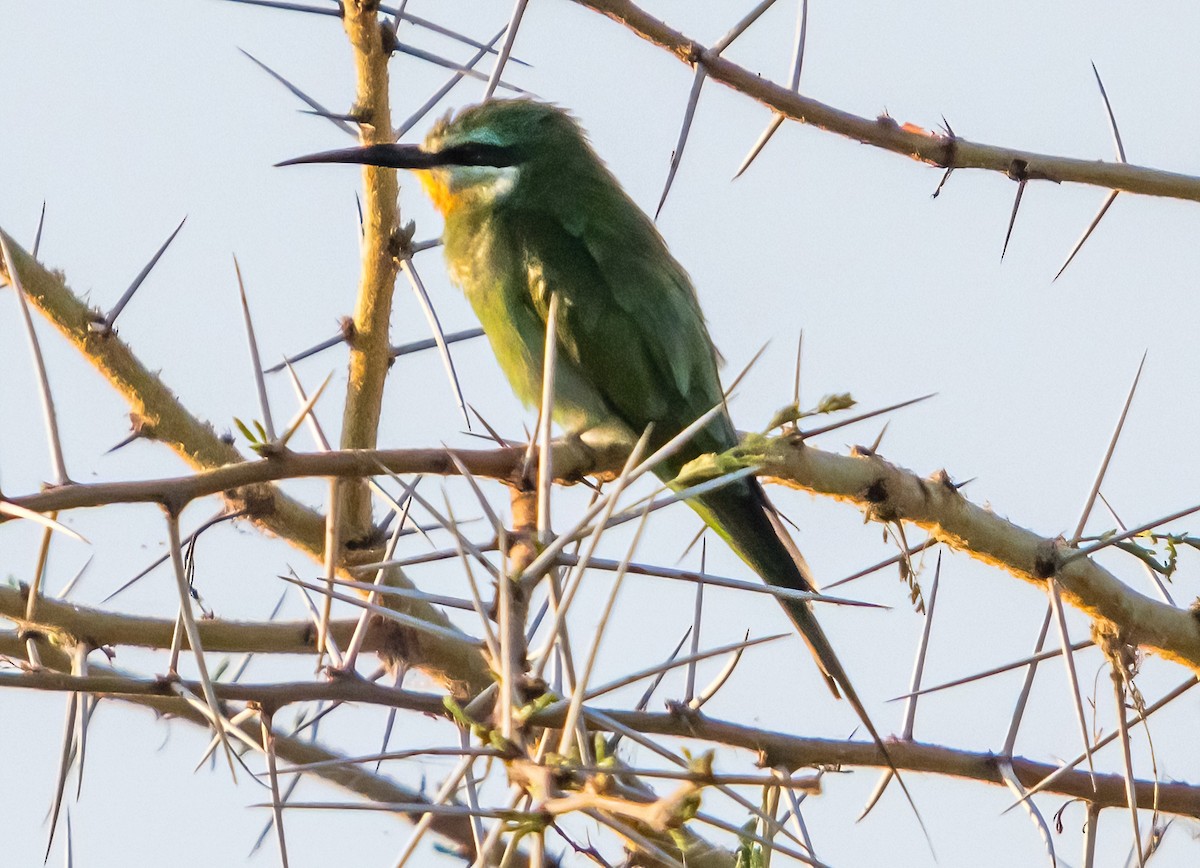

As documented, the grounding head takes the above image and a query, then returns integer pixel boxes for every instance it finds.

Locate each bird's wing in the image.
[512,207,736,469]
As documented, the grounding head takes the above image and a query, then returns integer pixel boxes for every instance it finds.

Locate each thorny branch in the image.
[7,430,1200,679]
[7,4,1200,865]
[338,2,404,541]
[4,660,1199,819]
[0,232,493,696]
[0,634,504,864]
[573,0,1200,203]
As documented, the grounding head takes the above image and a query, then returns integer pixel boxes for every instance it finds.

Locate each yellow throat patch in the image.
[416,169,455,215]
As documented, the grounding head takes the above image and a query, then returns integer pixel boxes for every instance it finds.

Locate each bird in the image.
[280,100,918,814]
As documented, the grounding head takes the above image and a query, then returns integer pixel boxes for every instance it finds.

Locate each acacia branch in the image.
[741,436,1200,671]
[0,234,492,695]
[560,708,1200,818]
[0,233,330,554]
[0,633,708,868]
[338,2,404,539]
[0,584,391,655]
[0,634,495,863]
[574,0,1200,203]
[1,442,623,517]
[5,663,1196,819]
[8,430,1200,675]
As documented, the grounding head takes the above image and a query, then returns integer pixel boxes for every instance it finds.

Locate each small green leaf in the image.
[442,696,488,738]
[515,691,557,722]
[593,733,610,764]
[734,818,763,868]
[233,417,257,443]
[815,392,856,414]
[763,402,802,433]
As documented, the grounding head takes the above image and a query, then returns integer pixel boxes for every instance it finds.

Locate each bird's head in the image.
[278,100,589,215]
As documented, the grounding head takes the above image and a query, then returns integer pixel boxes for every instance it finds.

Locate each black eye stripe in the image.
[437,142,522,168]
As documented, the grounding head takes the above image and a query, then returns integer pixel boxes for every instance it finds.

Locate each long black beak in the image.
[277,142,521,171]
[275,144,440,170]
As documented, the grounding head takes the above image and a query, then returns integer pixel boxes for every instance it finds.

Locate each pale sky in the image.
[4,2,1200,865]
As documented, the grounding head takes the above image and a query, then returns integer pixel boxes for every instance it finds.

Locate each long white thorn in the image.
[277,573,478,645]
[1112,670,1144,867]
[32,201,47,258]
[101,216,187,330]
[584,632,787,702]
[732,0,806,179]
[684,540,705,704]
[689,629,752,709]
[392,755,475,866]
[712,0,782,53]
[316,478,341,666]
[656,66,706,220]
[72,644,91,798]
[861,554,942,817]
[276,370,333,449]
[557,501,653,754]
[45,688,78,861]
[1048,579,1097,787]
[1070,351,1146,544]
[294,579,343,668]
[482,0,528,101]
[995,758,1057,867]
[443,492,500,661]
[260,711,291,868]
[400,257,470,427]
[343,483,418,670]
[396,27,507,136]
[0,502,86,543]
[165,511,238,780]
[233,255,276,441]
[1,233,69,485]
[537,293,559,544]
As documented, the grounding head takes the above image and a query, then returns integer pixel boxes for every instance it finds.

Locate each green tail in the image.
[681,475,928,835]
[683,474,848,699]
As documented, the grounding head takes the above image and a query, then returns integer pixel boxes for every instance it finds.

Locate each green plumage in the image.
[429,101,853,699]
[283,97,921,826]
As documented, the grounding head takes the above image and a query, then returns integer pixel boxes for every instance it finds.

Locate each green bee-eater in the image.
[282,101,908,790]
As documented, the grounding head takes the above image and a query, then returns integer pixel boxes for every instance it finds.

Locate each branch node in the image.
[929,468,960,495]
[379,20,398,55]
[86,313,113,338]
[16,625,48,645]
[1093,618,1139,679]
[863,477,889,505]
[1032,547,1059,580]
[226,485,278,523]
[1189,599,1200,627]
[664,699,703,736]
[129,411,154,440]
[391,221,417,260]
